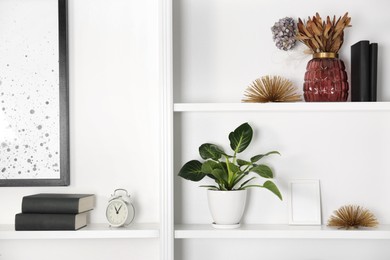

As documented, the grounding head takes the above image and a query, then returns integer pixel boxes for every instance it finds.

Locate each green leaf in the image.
[250,151,281,163]
[229,122,253,154]
[227,162,240,175]
[199,143,224,160]
[219,162,228,172]
[263,180,283,200]
[251,164,274,178]
[241,181,283,200]
[206,174,216,180]
[238,176,257,190]
[237,159,251,166]
[226,160,241,189]
[211,168,228,184]
[201,160,220,174]
[230,170,246,189]
[178,160,205,181]
[201,160,228,185]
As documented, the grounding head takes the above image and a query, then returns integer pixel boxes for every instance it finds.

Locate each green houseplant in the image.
[178,122,282,228]
[178,122,282,198]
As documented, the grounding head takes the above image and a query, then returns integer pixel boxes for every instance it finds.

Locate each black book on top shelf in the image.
[15,212,88,231]
[351,40,370,101]
[370,43,378,101]
[22,193,95,214]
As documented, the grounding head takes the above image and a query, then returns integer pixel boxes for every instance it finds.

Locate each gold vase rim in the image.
[313,52,338,59]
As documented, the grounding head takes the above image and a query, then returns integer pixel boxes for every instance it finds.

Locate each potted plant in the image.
[178,122,282,229]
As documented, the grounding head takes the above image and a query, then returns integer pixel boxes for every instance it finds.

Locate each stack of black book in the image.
[15,193,95,231]
[351,40,378,101]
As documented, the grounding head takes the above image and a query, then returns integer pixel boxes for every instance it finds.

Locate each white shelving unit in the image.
[161,0,390,260]
[174,102,390,112]
[3,0,389,259]
[0,223,159,240]
[175,224,390,239]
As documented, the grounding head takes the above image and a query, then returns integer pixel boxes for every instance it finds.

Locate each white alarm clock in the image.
[106,189,135,227]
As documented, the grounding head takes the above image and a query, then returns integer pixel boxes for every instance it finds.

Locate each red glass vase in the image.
[303,52,349,102]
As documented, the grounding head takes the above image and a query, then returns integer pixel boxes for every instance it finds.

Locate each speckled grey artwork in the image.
[0,0,60,179]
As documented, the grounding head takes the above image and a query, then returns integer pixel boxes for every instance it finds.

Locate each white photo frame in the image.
[288,179,321,225]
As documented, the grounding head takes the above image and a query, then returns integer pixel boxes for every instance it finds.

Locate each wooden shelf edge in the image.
[0,223,160,240]
[174,224,390,239]
[174,102,390,112]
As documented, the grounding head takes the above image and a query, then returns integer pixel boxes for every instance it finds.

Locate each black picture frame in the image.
[0,0,69,186]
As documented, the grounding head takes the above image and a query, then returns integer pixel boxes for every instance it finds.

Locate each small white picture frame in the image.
[288,179,321,225]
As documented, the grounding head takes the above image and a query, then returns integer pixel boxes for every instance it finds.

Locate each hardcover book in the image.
[15,212,88,231]
[370,43,378,101]
[22,193,95,214]
[351,40,371,101]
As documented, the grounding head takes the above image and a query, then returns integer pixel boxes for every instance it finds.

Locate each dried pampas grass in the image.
[327,205,378,229]
[242,75,301,103]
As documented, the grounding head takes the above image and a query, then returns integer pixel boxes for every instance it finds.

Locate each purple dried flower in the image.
[271,17,297,51]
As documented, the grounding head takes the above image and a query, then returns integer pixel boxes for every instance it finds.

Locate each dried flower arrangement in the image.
[271,17,297,51]
[242,75,301,103]
[327,205,379,229]
[296,12,351,54]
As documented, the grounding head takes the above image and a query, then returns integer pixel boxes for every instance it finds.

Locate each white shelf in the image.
[0,223,159,240]
[174,102,390,112]
[175,224,390,239]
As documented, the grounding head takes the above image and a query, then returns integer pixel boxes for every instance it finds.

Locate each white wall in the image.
[0,0,160,259]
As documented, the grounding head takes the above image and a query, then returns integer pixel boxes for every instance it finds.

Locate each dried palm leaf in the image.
[314,12,323,27]
[315,12,322,21]
[242,75,301,103]
[298,18,313,38]
[296,12,351,54]
[323,17,332,39]
[327,205,379,230]
[310,20,322,36]
[315,35,324,49]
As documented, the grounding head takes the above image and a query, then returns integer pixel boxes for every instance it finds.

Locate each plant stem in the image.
[225,156,233,188]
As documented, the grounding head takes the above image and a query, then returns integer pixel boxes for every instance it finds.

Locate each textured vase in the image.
[303,52,349,102]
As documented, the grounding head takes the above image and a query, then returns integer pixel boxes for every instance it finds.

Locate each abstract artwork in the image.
[0,0,69,186]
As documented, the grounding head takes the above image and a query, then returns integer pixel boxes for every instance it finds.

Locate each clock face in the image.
[106,199,129,227]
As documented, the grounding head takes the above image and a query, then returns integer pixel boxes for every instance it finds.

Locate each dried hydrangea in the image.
[271,17,297,51]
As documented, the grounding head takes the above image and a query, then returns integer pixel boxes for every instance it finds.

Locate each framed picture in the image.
[0,0,69,186]
[288,179,321,225]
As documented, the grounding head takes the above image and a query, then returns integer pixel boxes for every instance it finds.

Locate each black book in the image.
[351,40,371,101]
[370,43,378,101]
[22,193,95,214]
[15,212,88,231]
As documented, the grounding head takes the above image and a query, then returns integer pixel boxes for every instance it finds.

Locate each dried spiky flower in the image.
[327,205,379,229]
[242,75,301,103]
[296,12,351,53]
[271,17,297,51]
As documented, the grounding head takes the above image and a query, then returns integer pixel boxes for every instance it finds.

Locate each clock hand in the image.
[114,206,119,214]
[117,205,123,212]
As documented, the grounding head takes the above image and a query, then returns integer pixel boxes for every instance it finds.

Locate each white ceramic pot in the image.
[207,189,247,229]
